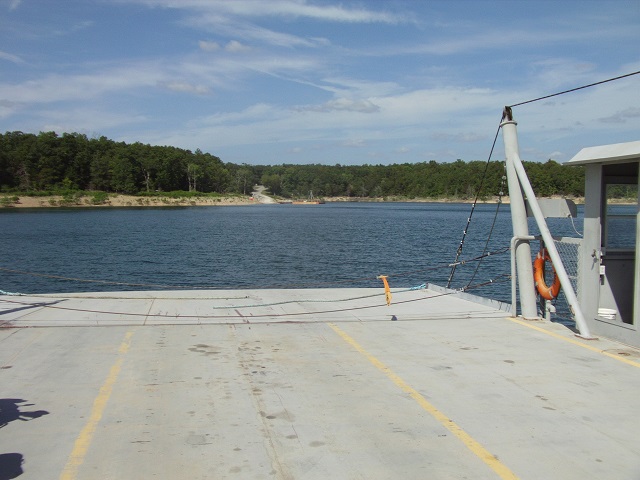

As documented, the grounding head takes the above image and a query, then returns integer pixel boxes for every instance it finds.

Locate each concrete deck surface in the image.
[1,287,639,479]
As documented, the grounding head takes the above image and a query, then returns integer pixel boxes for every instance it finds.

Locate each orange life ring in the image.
[533,248,561,300]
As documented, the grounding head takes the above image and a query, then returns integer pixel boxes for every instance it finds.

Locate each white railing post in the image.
[510,235,536,317]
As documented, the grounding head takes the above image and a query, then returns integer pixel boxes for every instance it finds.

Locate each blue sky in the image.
[1,0,639,165]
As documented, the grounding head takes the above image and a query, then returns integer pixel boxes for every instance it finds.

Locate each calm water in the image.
[0,202,586,306]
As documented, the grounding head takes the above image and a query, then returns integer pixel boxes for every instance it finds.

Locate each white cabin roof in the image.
[567,140,640,165]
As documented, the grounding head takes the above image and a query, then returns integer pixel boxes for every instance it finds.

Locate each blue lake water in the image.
[0,202,587,308]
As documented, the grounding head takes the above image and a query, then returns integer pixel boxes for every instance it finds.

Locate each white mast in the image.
[500,108,538,319]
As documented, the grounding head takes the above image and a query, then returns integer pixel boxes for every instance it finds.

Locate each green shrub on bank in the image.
[90,191,110,205]
[136,190,243,199]
[59,191,84,206]
[0,189,248,205]
[0,195,19,207]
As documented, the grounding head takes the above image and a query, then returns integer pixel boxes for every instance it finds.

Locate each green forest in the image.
[0,131,585,199]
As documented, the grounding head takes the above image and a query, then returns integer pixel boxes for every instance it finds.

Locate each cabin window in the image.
[604,183,638,250]
[601,163,638,326]
[603,162,638,252]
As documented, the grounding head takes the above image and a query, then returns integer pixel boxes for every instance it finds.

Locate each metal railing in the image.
[511,235,583,323]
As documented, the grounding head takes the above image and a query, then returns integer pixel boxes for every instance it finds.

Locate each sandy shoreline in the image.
[0,194,256,208]
[0,193,593,208]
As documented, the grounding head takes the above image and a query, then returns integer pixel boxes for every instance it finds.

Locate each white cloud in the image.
[429,132,486,143]
[37,107,148,134]
[192,14,328,48]
[0,50,24,64]
[0,49,325,122]
[159,81,210,95]
[200,103,278,126]
[300,98,380,113]
[199,40,220,51]
[131,0,398,48]
[7,0,21,11]
[200,39,252,53]
[598,107,640,124]
[53,20,94,36]
[0,64,162,104]
[360,21,638,59]
[342,138,366,148]
[313,77,401,99]
[527,58,596,90]
[225,40,250,53]
[0,54,272,107]
[137,85,507,154]
[222,0,406,23]
[0,99,22,118]
[132,0,406,24]
[372,87,499,123]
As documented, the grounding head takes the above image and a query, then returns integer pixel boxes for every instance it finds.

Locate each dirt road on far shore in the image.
[252,185,277,204]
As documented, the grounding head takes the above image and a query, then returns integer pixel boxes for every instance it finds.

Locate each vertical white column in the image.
[580,164,603,323]
[501,116,538,319]
[634,174,640,327]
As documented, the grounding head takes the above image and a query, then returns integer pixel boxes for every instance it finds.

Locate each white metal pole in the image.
[501,117,538,319]
[501,110,594,339]
[510,235,535,317]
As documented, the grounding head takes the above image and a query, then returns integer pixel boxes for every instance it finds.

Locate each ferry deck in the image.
[1,286,639,480]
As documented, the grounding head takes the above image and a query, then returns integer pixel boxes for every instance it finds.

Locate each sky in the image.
[1,0,639,166]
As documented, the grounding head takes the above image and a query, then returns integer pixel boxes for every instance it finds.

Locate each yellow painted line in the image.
[60,330,135,480]
[328,323,519,480]
[506,317,640,368]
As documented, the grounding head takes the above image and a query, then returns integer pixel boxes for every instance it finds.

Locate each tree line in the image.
[0,131,585,199]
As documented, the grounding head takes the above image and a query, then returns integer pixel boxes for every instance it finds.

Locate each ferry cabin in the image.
[568,141,640,346]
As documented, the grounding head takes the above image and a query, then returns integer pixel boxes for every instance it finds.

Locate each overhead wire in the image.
[446,118,504,288]
[464,167,507,289]
[508,70,640,108]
